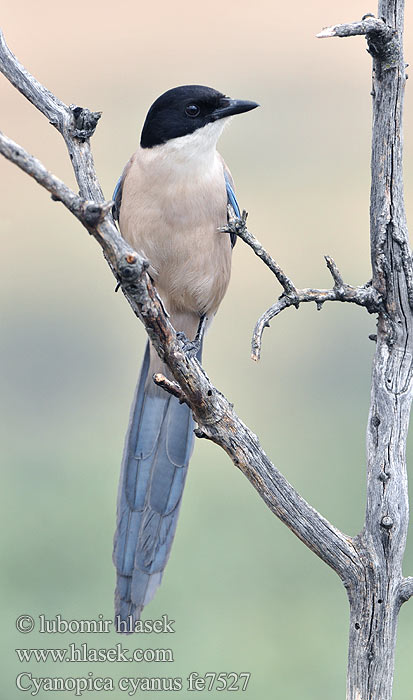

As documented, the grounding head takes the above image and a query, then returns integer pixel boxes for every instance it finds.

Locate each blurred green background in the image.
[1,0,413,697]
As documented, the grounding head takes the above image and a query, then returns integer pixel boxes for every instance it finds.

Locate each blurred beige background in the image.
[1,0,413,697]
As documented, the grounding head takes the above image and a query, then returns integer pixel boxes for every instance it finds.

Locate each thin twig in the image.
[324,255,344,286]
[251,279,382,361]
[221,207,297,296]
[224,212,383,360]
[153,373,187,402]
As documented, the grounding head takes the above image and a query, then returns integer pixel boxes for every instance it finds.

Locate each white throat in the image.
[139,118,231,175]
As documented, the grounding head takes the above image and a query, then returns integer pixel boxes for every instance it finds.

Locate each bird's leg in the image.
[177,314,206,359]
[195,313,207,344]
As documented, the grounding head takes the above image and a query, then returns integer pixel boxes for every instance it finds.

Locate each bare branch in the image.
[221,208,297,296]
[0,29,103,202]
[223,208,383,361]
[0,131,109,228]
[0,30,67,123]
[324,254,344,286]
[152,373,187,402]
[317,16,389,39]
[251,277,382,361]
[317,13,400,70]
[251,297,291,362]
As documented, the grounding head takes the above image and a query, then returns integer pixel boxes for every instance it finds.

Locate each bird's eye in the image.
[185,104,200,117]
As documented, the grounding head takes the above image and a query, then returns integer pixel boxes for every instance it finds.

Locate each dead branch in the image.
[224,209,383,360]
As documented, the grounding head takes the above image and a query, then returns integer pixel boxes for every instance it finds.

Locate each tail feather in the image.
[113,340,196,629]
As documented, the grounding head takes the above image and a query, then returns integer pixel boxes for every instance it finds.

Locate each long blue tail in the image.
[113,341,195,628]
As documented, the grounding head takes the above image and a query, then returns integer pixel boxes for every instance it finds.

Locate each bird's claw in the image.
[176,332,201,358]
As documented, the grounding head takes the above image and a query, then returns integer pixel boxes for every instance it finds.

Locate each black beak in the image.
[210,98,260,121]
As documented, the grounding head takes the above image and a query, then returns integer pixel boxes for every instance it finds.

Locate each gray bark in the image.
[1,0,412,695]
[349,1,412,697]
[320,2,412,697]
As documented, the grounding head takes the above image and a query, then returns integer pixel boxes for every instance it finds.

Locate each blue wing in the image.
[112,175,123,222]
[224,170,240,248]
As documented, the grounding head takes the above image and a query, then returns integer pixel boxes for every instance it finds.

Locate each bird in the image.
[112,84,258,630]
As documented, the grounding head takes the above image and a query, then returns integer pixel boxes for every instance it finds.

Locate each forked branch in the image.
[224,209,383,360]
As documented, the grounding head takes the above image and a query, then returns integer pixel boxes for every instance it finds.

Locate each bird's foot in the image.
[219,207,248,236]
[176,332,201,359]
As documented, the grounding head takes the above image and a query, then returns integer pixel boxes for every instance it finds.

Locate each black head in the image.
[140,85,259,149]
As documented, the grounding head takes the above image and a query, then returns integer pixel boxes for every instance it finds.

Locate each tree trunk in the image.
[344,1,412,697]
